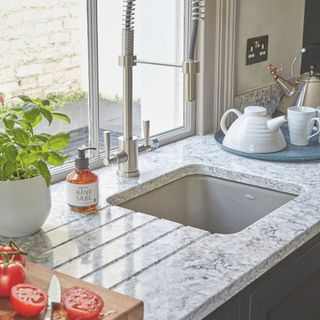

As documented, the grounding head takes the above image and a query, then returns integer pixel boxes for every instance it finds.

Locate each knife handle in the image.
[43,302,53,320]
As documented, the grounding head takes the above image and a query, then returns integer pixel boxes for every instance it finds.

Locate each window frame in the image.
[196,0,237,134]
[52,0,196,183]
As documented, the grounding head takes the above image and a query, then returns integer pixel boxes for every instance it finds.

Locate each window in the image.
[97,0,191,151]
[0,0,194,182]
[0,0,89,162]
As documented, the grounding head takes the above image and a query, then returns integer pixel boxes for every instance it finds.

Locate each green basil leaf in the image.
[13,127,29,147]
[32,98,50,107]
[51,112,71,124]
[30,145,42,153]
[16,120,33,133]
[35,160,51,186]
[16,95,33,103]
[34,133,50,143]
[30,113,43,128]
[3,114,17,130]
[17,150,41,164]
[39,107,53,125]
[43,151,66,166]
[3,162,16,177]
[11,105,23,112]
[3,144,18,162]
[0,132,10,144]
[23,103,40,123]
[45,132,69,151]
[24,165,39,178]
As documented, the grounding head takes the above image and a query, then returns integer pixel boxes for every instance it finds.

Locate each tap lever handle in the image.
[143,120,150,147]
[104,131,111,160]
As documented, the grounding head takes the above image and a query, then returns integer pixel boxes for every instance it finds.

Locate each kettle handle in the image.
[220,108,242,134]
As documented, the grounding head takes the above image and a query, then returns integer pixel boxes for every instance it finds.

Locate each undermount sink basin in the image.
[109,173,296,234]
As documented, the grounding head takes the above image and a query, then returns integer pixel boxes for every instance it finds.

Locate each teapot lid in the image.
[244,106,267,116]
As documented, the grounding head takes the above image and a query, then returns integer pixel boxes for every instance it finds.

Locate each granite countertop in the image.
[2,134,320,320]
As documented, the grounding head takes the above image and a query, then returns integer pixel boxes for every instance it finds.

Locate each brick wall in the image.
[0,0,85,100]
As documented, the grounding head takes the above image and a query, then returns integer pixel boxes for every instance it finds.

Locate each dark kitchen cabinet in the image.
[203,232,320,320]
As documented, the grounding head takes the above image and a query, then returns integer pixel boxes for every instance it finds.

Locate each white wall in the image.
[0,0,87,99]
[235,0,305,95]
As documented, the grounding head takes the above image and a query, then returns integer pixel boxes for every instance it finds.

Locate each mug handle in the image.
[220,108,242,134]
[308,117,320,140]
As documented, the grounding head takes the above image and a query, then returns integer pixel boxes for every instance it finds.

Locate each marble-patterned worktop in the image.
[2,134,320,320]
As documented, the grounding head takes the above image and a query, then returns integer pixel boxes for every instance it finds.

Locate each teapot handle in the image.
[220,108,242,134]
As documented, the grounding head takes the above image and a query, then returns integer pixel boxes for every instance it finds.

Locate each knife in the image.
[43,275,61,320]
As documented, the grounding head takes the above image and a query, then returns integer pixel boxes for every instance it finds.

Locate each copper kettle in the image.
[268,44,320,107]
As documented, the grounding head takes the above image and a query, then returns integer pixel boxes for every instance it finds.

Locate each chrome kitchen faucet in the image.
[104,0,205,177]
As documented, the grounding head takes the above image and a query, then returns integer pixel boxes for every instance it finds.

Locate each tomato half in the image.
[11,284,48,317]
[0,242,27,267]
[0,261,25,297]
[62,286,104,319]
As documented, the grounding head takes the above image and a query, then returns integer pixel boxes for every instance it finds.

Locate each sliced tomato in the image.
[0,242,27,267]
[10,284,48,317]
[0,261,25,297]
[62,286,104,319]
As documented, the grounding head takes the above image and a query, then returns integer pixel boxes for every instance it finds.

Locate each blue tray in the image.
[214,124,320,162]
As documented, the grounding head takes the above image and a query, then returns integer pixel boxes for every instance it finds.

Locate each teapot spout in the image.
[267,116,287,132]
[267,64,296,96]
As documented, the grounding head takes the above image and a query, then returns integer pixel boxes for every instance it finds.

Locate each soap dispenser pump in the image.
[66,146,99,213]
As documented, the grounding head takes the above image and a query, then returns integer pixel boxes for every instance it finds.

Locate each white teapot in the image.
[220,106,287,153]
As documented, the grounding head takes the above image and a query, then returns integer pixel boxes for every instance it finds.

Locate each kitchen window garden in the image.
[0,0,194,182]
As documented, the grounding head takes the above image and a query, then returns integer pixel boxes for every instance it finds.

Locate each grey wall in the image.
[235,0,305,95]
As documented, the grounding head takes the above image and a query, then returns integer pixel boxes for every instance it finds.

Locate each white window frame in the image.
[196,0,237,134]
[52,0,197,183]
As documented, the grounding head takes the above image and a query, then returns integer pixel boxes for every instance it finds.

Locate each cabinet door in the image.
[203,297,240,320]
[248,240,320,320]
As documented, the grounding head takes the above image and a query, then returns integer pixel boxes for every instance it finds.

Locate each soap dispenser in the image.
[66,146,99,213]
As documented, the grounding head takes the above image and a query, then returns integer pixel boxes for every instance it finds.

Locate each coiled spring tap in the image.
[104,0,204,177]
[189,0,205,60]
[104,0,159,178]
[183,0,206,102]
[122,0,135,56]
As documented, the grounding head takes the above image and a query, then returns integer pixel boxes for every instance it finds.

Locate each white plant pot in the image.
[0,175,51,237]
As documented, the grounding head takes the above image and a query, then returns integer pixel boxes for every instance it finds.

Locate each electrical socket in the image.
[246,35,269,65]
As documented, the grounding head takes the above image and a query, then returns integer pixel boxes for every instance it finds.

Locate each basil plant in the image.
[0,95,70,186]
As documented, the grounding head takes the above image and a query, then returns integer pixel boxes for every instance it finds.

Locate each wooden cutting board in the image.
[0,262,143,320]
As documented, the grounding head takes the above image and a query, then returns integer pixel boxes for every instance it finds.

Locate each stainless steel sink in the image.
[110,174,296,234]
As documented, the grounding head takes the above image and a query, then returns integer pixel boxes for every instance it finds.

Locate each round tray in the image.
[214,124,320,162]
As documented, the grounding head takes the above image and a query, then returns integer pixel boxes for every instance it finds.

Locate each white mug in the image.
[315,107,320,143]
[287,106,320,146]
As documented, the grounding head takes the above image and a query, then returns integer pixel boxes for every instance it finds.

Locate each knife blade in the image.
[43,275,61,320]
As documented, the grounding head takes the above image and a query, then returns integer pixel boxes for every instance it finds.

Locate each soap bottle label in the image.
[67,182,99,207]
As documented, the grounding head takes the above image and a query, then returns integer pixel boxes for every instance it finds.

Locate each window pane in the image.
[134,64,183,136]
[98,0,184,146]
[135,0,184,64]
[0,0,89,160]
